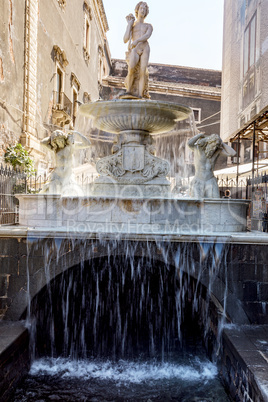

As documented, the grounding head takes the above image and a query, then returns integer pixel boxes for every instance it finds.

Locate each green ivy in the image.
[4,143,35,176]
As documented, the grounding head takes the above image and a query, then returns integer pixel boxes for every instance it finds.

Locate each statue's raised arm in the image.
[67,131,91,150]
[123,14,135,44]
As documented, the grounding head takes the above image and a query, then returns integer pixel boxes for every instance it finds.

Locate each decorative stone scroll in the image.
[83,1,92,20]
[57,0,66,10]
[71,73,81,91]
[53,45,68,69]
[83,92,91,103]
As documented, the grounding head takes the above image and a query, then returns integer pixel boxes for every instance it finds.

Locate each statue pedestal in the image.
[92,130,171,197]
[90,177,171,198]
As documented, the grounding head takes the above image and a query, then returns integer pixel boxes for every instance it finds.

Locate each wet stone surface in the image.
[0,321,30,401]
[221,325,268,401]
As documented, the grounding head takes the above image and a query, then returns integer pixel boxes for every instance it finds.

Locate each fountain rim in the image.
[79,99,192,116]
[78,99,192,135]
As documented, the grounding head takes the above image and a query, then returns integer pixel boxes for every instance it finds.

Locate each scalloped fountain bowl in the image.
[79,99,192,135]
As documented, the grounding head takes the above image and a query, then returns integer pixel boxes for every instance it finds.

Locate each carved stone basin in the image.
[79,99,192,135]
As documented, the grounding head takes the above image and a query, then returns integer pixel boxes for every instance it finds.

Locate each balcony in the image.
[52,91,72,127]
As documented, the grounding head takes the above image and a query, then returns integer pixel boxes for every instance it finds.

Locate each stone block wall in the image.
[220,326,268,402]
[227,244,268,325]
[0,323,30,401]
[1,235,268,324]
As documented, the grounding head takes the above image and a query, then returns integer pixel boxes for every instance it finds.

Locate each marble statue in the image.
[41,130,91,195]
[123,2,153,99]
[188,133,236,198]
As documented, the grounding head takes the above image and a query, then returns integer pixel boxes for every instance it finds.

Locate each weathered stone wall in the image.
[0,0,111,169]
[0,0,25,158]
[1,235,268,325]
[0,322,30,401]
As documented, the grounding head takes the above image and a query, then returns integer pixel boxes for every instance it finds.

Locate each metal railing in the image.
[0,165,26,225]
[216,176,249,199]
[0,165,49,225]
[53,91,72,116]
[216,172,268,201]
[0,166,98,225]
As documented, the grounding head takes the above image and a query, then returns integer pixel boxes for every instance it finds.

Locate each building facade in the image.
[0,0,111,170]
[221,0,268,162]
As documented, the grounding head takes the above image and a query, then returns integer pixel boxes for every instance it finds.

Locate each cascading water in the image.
[155,112,197,191]
[14,236,232,401]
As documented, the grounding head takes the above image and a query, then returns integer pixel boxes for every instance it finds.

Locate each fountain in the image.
[15,7,249,234]
[16,45,249,234]
[6,3,258,401]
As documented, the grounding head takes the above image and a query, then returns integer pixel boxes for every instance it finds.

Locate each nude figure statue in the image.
[41,130,91,195]
[123,2,153,99]
[187,133,236,198]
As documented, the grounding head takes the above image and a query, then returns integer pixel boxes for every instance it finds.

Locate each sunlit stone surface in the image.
[16,194,249,233]
[79,100,191,134]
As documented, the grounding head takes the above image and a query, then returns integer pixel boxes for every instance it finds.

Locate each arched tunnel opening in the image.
[26,255,216,360]
[16,252,231,401]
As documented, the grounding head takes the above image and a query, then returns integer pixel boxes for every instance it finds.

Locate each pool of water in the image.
[14,355,230,401]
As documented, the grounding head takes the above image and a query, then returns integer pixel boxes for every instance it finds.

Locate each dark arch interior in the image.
[28,255,209,360]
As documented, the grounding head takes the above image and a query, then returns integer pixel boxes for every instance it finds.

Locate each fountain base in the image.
[16,194,249,234]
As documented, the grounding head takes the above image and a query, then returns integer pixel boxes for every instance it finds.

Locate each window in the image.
[192,108,201,124]
[231,142,240,164]
[86,20,90,51]
[72,89,78,126]
[53,45,68,106]
[56,68,63,104]
[244,13,256,74]
[83,2,92,62]
[98,46,104,83]
[71,73,81,127]
[52,46,72,127]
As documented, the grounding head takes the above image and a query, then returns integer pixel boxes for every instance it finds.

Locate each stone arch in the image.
[6,236,249,326]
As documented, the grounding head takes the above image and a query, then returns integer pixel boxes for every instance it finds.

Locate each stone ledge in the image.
[1,226,268,244]
[221,325,268,402]
[0,321,30,401]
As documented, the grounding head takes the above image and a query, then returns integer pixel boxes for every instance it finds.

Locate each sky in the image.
[102,0,224,70]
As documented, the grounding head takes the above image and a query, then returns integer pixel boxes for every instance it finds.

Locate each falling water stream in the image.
[13,238,231,401]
